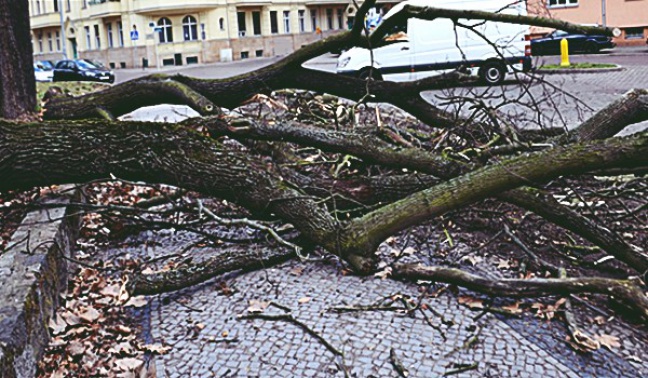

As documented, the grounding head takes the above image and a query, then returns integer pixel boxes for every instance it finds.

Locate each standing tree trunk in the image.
[0,0,36,119]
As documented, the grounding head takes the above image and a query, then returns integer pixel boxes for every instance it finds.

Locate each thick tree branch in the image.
[339,133,647,260]
[392,263,648,322]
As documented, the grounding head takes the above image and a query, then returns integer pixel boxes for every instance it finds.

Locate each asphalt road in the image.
[114,45,648,83]
[114,46,648,134]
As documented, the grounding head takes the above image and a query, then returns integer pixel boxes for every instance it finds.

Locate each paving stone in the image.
[115,229,648,378]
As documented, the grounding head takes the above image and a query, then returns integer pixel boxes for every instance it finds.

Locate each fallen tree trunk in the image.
[198,109,648,273]
[1,120,646,272]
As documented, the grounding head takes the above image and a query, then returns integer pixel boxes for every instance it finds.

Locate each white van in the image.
[336,0,531,85]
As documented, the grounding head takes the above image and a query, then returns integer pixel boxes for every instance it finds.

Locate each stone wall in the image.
[0,190,79,378]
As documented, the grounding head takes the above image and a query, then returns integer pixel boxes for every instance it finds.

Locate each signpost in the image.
[152,25,162,71]
[129,29,139,41]
[130,26,139,68]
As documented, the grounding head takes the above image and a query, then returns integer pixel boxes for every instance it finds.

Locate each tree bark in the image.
[1,120,645,272]
[199,116,648,273]
[0,0,36,119]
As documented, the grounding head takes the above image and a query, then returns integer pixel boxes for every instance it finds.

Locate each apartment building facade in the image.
[30,0,647,69]
[527,0,647,45]
[29,0,365,68]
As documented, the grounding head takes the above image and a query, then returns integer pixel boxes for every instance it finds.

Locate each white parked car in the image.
[34,62,54,82]
[337,0,532,85]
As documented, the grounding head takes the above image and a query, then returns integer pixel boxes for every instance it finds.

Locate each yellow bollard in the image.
[560,38,570,67]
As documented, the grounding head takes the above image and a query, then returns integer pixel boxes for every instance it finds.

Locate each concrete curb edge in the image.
[0,187,80,378]
[534,64,625,75]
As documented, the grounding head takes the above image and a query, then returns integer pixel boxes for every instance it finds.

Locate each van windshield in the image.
[375,21,408,44]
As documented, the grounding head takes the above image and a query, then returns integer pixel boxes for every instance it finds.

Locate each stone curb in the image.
[534,64,625,75]
[0,188,80,378]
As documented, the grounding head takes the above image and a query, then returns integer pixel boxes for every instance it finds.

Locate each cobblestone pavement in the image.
[422,63,648,134]
[110,60,648,377]
[106,230,647,378]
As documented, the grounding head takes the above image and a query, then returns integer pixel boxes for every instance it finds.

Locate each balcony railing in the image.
[88,0,120,5]
[132,0,216,15]
[31,12,60,29]
[85,0,122,18]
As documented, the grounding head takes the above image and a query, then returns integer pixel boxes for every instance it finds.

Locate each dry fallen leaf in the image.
[100,283,122,298]
[141,343,172,355]
[402,247,416,256]
[289,266,304,276]
[49,314,68,336]
[124,296,148,308]
[66,340,86,357]
[458,296,484,309]
[595,334,621,350]
[496,259,511,269]
[78,307,101,323]
[374,267,392,279]
[61,310,83,327]
[248,300,270,313]
[298,297,311,304]
[501,302,523,315]
[567,330,600,352]
[114,357,144,372]
[109,341,137,355]
[111,324,132,335]
[591,315,607,325]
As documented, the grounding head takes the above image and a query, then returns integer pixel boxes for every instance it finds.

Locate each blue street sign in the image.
[130,30,139,41]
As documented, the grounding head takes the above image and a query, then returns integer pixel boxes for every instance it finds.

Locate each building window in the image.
[548,0,578,7]
[36,0,41,15]
[241,51,249,59]
[256,49,263,57]
[219,18,225,31]
[625,27,644,39]
[38,32,43,52]
[252,11,261,36]
[201,23,206,40]
[326,8,333,30]
[310,9,317,32]
[270,11,278,34]
[118,21,124,46]
[85,26,91,49]
[237,12,246,37]
[298,10,305,33]
[283,11,290,33]
[157,17,173,43]
[94,24,100,49]
[107,23,114,47]
[66,0,70,12]
[82,0,87,9]
[337,8,343,29]
[53,0,58,12]
[183,15,198,41]
[47,32,53,51]
[55,30,60,51]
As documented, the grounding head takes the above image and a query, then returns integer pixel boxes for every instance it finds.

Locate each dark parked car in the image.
[53,59,115,83]
[36,60,56,71]
[531,30,615,55]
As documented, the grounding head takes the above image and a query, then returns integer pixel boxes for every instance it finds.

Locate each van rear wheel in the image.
[358,68,382,81]
[480,62,506,85]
